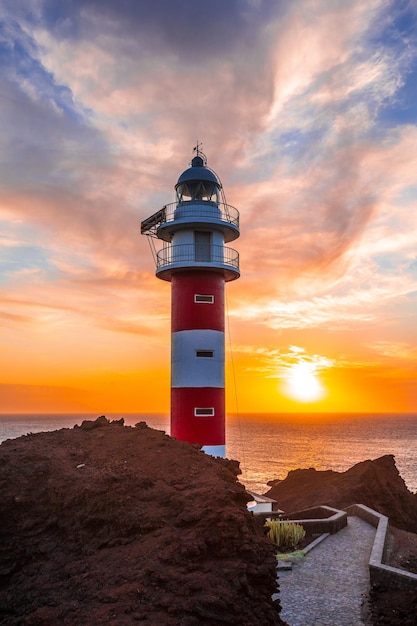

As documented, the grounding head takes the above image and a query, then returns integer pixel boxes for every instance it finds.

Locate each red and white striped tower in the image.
[141,148,240,457]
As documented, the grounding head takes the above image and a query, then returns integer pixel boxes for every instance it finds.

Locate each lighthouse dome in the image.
[175,155,221,203]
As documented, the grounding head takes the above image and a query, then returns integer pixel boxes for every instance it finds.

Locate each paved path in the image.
[277,516,376,626]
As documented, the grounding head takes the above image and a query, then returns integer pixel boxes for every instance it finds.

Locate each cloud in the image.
[1,0,417,411]
[225,2,417,298]
[0,19,106,177]
[367,341,417,361]
[0,310,32,324]
[232,343,334,378]
[232,268,417,331]
[34,0,282,60]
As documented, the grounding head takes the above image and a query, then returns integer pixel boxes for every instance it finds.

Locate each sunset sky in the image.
[1,0,417,415]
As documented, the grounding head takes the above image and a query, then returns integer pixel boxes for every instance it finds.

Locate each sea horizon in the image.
[2,410,416,415]
[1,412,416,495]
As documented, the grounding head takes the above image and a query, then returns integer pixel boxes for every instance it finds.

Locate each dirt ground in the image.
[386,526,417,574]
[0,417,285,625]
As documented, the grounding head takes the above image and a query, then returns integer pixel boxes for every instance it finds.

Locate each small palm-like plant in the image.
[265,520,306,550]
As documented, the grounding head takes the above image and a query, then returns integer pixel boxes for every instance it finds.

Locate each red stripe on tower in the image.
[141,147,240,457]
[172,272,224,333]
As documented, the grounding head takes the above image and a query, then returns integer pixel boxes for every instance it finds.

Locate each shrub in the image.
[265,520,306,549]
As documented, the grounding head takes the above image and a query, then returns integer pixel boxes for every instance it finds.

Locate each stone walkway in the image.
[276,516,376,626]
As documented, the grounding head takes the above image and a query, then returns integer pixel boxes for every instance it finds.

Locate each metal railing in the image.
[156,243,239,271]
[162,201,239,228]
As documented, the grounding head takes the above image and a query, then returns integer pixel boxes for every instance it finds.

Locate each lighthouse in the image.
[141,147,240,457]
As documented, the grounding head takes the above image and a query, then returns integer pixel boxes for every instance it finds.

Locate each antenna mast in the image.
[193,140,207,165]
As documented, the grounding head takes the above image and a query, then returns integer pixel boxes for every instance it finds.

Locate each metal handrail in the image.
[162,201,239,228]
[156,244,239,270]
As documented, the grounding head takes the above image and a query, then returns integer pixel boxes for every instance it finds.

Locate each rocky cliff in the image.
[0,418,285,625]
[265,454,417,533]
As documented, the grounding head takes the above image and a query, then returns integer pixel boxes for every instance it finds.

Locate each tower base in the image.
[201,444,226,458]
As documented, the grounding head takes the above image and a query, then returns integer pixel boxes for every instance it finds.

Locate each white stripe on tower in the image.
[172,330,224,388]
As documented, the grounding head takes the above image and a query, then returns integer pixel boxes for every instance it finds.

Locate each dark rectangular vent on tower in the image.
[194,294,214,303]
[196,350,214,358]
[194,407,215,416]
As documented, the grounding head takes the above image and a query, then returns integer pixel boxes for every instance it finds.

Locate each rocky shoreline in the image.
[265,453,417,533]
[1,417,417,625]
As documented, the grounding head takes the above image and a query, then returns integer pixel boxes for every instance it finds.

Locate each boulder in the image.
[265,455,417,533]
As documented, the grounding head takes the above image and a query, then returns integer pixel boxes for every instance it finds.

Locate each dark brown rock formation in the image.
[265,454,417,533]
[0,418,285,625]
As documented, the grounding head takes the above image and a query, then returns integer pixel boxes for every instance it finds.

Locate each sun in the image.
[283,362,326,403]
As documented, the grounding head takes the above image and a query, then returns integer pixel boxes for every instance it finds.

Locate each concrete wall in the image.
[255,505,347,535]
[346,504,417,592]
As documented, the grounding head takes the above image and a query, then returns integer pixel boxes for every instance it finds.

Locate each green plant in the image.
[265,520,306,549]
[276,549,306,563]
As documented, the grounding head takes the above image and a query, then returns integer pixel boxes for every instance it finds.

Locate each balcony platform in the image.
[142,201,240,243]
[155,243,240,282]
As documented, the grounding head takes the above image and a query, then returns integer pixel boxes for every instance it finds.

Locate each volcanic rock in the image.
[265,454,417,533]
[0,418,285,625]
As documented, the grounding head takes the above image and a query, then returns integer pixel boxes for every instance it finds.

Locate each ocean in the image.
[1,412,416,495]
